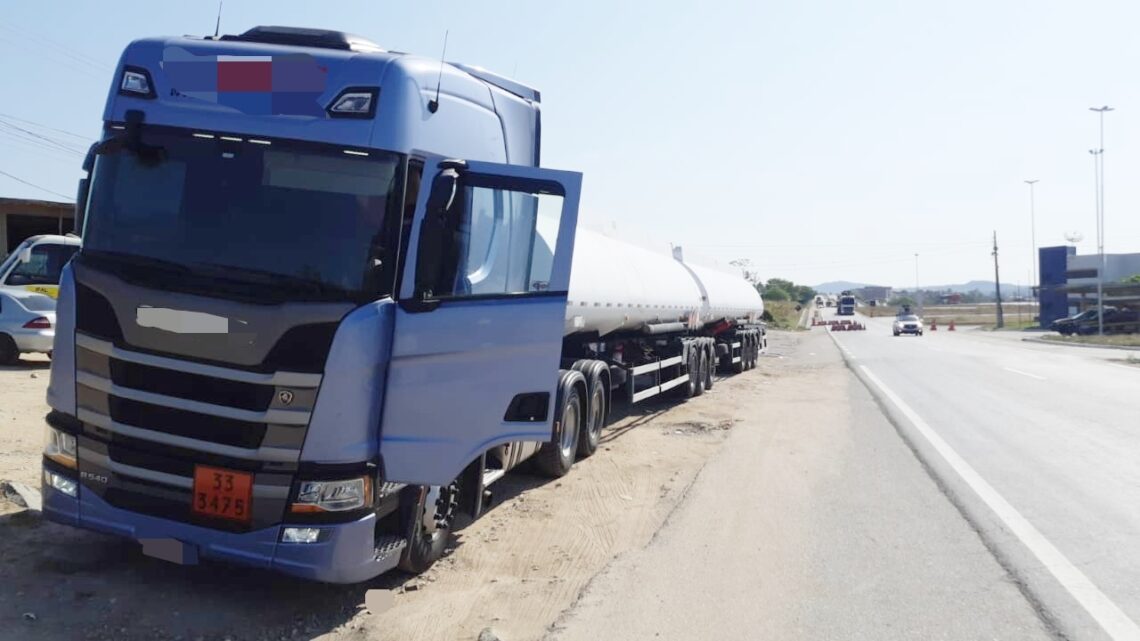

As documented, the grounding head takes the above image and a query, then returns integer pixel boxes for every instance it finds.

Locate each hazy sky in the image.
[3,1,1139,288]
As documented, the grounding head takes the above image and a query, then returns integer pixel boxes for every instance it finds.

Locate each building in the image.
[0,197,75,253]
[1038,245,1140,328]
[855,285,892,302]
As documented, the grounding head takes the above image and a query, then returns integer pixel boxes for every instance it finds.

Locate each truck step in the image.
[482,468,507,487]
[374,535,407,562]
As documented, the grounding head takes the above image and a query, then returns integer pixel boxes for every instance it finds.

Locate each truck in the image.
[0,234,82,299]
[41,25,766,583]
[837,291,856,315]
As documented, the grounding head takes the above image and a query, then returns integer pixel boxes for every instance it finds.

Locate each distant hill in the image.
[920,280,1017,294]
[812,281,873,294]
[813,280,1023,298]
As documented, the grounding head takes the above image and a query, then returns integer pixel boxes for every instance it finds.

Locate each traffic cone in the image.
[949,320,956,331]
[930,319,937,331]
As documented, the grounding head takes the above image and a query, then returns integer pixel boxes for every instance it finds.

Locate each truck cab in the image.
[42,25,583,583]
[0,234,81,298]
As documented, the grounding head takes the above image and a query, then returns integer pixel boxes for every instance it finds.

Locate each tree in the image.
[763,286,790,301]
[888,295,915,307]
[1123,274,1140,284]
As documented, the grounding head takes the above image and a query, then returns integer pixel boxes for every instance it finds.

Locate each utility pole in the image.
[993,230,1004,329]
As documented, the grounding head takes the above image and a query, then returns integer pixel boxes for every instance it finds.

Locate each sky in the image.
[3,0,1140,289]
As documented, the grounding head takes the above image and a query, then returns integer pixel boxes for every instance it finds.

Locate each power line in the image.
[0,112,92,141]
[0,169,74,201]
[0,22,111,72]
[0,119,87,154]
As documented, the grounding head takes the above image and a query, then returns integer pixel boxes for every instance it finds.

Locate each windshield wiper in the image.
[82,250,191,274]
[189,262,351,297]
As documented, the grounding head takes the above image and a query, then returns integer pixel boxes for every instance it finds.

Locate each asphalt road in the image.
[830,316,1140,641]
[549,330,1052,641]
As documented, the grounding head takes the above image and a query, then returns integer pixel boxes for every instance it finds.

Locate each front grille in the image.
[108,396,268,449]
[110,359,275,411]
[73,332,321,532]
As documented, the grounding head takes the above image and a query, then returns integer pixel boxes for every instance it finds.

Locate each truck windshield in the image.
[83,127,404,301]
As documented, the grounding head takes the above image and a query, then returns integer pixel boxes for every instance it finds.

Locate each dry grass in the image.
[765,301,804,330]
[1041,334,1140,347]
[861,303,1039,327]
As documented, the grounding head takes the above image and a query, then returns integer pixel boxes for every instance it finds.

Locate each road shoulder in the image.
[546,330,1053,641]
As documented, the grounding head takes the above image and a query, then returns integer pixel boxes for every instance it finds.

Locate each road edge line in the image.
[827,329,1140,641]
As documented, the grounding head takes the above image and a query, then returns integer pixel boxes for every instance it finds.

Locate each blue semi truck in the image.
[42,26,765,583]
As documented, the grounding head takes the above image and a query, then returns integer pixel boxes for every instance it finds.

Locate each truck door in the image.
[380,157,582,486]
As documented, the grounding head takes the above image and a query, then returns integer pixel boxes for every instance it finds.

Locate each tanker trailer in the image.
[485,229,762,478]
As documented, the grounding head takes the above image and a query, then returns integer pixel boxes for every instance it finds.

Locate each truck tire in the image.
[694,350,707,396]
[677,347,699,399]
[577,368,606,458]
[535,384,582,477]
[0,335,18,366]
[398,482,459,574]
[703,343,714,391]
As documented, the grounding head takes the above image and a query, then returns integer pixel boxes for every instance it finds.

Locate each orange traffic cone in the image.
[930,319,937,331]
[949,320,956,331]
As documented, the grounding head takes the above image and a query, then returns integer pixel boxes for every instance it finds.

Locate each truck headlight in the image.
[44,426,78,470]
[44,470,78,497]
[290,477,372,513]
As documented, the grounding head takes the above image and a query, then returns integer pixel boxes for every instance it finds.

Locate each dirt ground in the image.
[0,335,799,641]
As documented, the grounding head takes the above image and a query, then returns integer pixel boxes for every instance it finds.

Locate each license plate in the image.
[192,465,253,523]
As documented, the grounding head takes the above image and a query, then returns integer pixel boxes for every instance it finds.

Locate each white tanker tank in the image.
[562,228,764,336]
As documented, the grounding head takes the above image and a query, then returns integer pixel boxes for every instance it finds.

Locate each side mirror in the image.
[18,248,32,264]
[74,177,90,236]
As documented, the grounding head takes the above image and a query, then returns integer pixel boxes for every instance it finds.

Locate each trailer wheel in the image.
[703,343,715,391]
[577,371,606,458]
[677,347,699,399]
[398,482,459,574]
[535,385,582,477]
[694,350,707,396]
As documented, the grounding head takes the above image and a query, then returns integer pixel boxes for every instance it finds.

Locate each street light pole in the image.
[1090,105,1113,336]
[1024,179,1039,303]
[914,253,920,313]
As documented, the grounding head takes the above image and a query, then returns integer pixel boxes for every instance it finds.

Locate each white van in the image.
[0,234,81,299]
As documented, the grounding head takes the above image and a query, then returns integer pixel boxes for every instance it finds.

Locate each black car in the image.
[1076,308,1139,335]
[1051,309,1101,336]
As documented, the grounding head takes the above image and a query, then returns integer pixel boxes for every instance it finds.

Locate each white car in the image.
[893,314,924,336]
[0,289,56,364]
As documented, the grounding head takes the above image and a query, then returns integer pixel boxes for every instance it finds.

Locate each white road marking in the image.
[1003,367,1046,381]
[860,365,1140,641]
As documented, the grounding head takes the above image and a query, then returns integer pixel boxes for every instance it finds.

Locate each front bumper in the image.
[41,466,401,584]
[12,329,54,353]
[896,326,922,334]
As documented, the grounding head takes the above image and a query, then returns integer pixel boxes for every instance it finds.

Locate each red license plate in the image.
[192,465,253,523]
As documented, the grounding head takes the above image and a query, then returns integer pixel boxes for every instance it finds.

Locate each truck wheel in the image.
[398,482,459,574]
[534,385,581,477]
[677,348,699,399]
[694,350,707,396]
[0,335,18,366]
[703,344,715,391]
[577,372,605,458]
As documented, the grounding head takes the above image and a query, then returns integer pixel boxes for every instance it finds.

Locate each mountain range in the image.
[812,280,1018,295]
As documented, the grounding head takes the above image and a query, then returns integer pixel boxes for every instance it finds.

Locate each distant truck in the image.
[837,292,856,316]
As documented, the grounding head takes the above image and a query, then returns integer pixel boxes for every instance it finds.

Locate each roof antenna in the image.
[427,30,448,114]
[213,1,223,39]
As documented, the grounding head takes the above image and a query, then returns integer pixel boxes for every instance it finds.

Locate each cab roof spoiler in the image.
[449,62,540,103]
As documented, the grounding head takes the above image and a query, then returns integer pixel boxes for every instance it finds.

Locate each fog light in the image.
[44,470,78,497]
[282,527,322,544]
